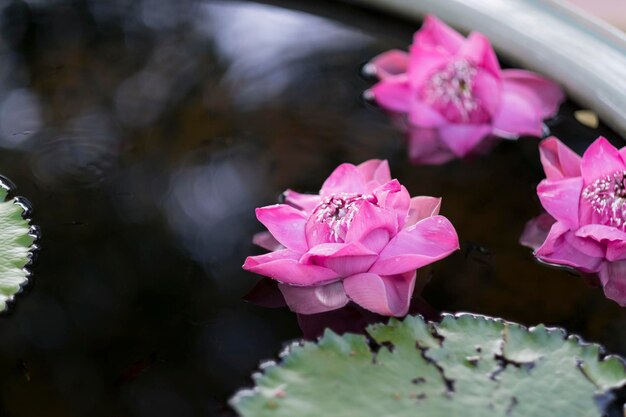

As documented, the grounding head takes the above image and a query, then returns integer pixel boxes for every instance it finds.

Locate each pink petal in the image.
[283,189,321,213]
[407,46,450,89]
[371,78,412,113]
[581,137,626,183]
[576,224,626,244]
[370,215,459,275]
[459,32,501,78]
[252,231,283,251]
[407,127,456,165]
[491,86,543,137]
[535,221,604,273]
[438,124,492,157]
[519,213,556,251]
[599,261,626,306]
[370,50,409,80]
[344,200,398,249]
[278,282,349,314]
[243,249,340,286]
[413,15,464,54]
[320,163,366,197]
[537,177,583,230]
[539,137,582,180]
[343,271,416,316]
[358,228,391,254]
[301,242,379,277]
[501,69,564,119]
[372,180,411,228]
[256,205,308,252]
[472,70,501,118]
[357,159,391,186]
[405,196,442,228]
[408,99,448,128]
[607,241,626,262]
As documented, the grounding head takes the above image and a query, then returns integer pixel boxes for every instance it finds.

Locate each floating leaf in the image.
[231,314,626,417]
[0,177,38,312]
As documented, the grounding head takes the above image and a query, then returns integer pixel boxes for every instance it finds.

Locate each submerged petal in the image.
[408,127,456,165]
[539,137,582,180]
[438,124,492,157]
[278,281,349,314]
[519,213,556,251]
[370,215,459,275]
[599,261,626,306]
[343,271,416,316]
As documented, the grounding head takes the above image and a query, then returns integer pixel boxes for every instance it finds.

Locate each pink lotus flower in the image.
[530,136,626,306]
[369,15,564,164]
[243,159,459,316]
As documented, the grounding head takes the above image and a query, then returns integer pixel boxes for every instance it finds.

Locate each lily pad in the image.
[231,314,626,417]
[0,177,38,312]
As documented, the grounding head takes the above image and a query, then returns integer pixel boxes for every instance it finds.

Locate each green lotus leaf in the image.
[0,178,37,312]
[231,314,626,417]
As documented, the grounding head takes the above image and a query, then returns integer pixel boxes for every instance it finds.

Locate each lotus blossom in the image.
[243,159,459,316]
[527,136,626,306]
[368,15,564,164]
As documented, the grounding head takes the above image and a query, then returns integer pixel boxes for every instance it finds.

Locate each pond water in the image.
[0,0,624,416]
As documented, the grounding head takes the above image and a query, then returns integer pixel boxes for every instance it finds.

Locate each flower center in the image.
[422,59,480,123]
[313,193,374,242]
[582,170,626,228]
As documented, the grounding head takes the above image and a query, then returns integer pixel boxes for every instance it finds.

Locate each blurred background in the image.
[568,0,626,30]
[0,1,623,417]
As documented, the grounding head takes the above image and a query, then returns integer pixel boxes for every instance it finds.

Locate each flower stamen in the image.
[582,170,626,228]
[423,59,479,122]
[313,193,375,242]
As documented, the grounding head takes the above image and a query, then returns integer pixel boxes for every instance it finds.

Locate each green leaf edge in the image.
[0,178,38,312]
[230,312,626,416]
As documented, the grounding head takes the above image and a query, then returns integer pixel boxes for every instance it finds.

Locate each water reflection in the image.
[200,1,372,107]
[31,110,119,188]
[0,89,42,148]
[245,277,440,339]
[163,145,270,274]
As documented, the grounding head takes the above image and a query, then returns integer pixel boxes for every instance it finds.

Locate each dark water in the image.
[0,1,624,416]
